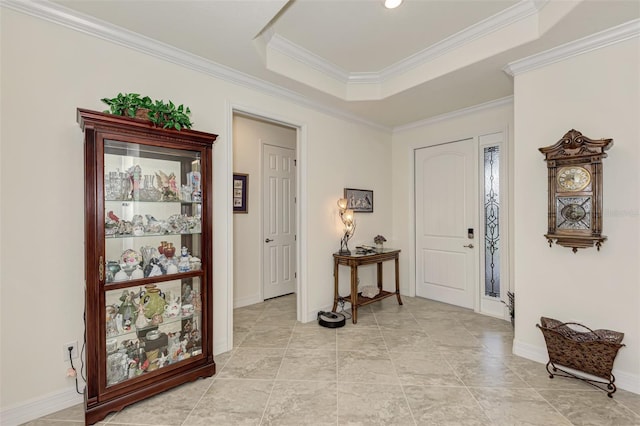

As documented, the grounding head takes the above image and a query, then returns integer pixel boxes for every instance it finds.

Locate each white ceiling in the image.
[38,0,640,128]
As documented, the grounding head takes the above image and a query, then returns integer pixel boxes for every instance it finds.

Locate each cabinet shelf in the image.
[105,200,202,205]
[104,270,203,291]
[106,232,201,239]
[342,289,397,307]
[106,312,199,340]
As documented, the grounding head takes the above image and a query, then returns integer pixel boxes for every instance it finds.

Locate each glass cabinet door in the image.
[102,139,204,387]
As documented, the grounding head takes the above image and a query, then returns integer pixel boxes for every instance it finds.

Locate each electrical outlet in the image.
[63,341,79,361]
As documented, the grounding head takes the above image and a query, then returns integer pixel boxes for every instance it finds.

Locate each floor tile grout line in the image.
[379,309,419,425]
[179,376,216,426]
[257,318,296,426]
[335,322,339,426]
[534,387,580,426]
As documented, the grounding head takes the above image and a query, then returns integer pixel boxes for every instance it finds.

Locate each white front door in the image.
[262,144,296,299]
[415,139,478,309]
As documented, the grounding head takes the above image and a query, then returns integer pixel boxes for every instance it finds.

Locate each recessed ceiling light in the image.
[384,0,403,9]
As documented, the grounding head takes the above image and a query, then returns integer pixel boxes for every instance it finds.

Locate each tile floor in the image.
[25,294,640,425]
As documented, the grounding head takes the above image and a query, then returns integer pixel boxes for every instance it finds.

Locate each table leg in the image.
[351,263,359,324]
[377,262,383,291]
[332,259,339,312]
[395,256,403,305]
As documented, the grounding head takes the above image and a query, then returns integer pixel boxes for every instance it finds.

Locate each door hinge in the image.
[295,272,297,278]
[294,159,297,166]
[294,234,297,241]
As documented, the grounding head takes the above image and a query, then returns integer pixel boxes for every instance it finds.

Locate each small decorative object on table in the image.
[374,235,386,252]
[537,317,625,397]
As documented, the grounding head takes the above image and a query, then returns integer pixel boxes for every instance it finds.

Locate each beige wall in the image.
[512,38,640,391]
[232,115,296,307]
[0,9,393,420]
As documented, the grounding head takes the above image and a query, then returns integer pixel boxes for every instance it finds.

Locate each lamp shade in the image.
[337,198,348,210]
[343,209,354,224]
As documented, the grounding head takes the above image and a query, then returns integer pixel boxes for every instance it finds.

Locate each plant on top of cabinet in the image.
[101,93,193,130]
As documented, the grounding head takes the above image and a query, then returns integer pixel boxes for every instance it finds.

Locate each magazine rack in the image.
[537,317,624,397]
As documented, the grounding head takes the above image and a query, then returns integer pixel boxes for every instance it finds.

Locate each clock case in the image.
[539,129,613,252]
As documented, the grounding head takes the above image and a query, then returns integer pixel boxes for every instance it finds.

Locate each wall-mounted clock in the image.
[539,129,613,253]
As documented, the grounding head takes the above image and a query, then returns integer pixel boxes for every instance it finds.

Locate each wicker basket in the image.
[537,317,625,396]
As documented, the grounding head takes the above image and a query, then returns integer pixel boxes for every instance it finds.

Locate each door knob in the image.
[463,244,474,248]
[265,238,273,243]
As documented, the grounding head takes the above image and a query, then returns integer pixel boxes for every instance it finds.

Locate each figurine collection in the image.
[103,163,205,385]
[105,282,202,385]
[105,245,201,283]
[105,165,201,203]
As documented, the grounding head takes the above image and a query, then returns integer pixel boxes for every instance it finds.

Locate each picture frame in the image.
[233,173,248,213]
[344,188,373,213]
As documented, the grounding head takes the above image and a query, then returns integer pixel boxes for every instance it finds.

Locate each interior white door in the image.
[262,144,296,299]
[415,139,478,308]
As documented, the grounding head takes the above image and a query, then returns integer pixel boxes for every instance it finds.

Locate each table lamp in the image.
[337,198,356,254]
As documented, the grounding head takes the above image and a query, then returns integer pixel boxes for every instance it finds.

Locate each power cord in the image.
[337,299,352,319]
[66,308,87,395]
[67,346,82,395]
[81,310,87,383]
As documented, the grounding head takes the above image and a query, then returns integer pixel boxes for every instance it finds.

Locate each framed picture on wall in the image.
[344,188,373,213]
[233,173,248,213]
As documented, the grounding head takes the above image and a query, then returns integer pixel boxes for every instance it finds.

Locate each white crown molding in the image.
[1,0,390,132]
[265,0,544,87]
[377,0,545,81]
[267,31,350,83]
[504,18,640,76]
[393,96,513,133]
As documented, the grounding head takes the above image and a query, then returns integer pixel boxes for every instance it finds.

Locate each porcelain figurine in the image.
[145,215,162,234]
[164,297,180,318]
[118,290,138,331]
[130,266,144,279]
[156,170,178,201]
[182,284,193,304]
[135,304,148,328]
[132,215,145,236]
[189,256,201,271]
[178,247,190,272]
[113,269,128,282]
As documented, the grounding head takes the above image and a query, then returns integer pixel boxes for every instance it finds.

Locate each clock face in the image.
[557,166,591,192]
[556,196,591,230]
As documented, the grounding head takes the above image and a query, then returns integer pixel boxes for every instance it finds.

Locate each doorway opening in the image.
[231,110,302,331]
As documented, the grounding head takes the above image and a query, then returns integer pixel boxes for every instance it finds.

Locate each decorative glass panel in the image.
[483,146,500,298]
[556,196,591,230]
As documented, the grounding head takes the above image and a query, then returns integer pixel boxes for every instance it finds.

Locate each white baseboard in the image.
[233,294,262,309]
[513,339,639,395]
[0,387,83,426]
[213,337,229,356]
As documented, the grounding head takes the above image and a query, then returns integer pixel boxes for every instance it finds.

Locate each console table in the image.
[333,249,403,324]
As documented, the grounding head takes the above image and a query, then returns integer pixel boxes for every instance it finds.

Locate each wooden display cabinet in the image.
[78,109,217,424]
